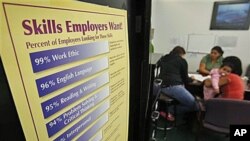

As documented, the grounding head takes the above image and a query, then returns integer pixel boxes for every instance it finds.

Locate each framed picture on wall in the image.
[210,1,250,30]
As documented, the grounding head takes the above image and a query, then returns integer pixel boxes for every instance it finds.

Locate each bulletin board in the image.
[0,0,130,141]
[187,34,215,53]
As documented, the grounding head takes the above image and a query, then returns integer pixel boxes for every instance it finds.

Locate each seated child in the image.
[203,68,226,100]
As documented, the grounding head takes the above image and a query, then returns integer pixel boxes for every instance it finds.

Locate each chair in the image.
[196,98,250,140]
[151,79,179,140]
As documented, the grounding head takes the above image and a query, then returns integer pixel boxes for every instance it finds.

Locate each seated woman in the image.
[199,46,224,76]
[204,56,244,100]
[158,46,199,121]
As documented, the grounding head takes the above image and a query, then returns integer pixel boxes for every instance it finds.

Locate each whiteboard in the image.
[187,34,215,53]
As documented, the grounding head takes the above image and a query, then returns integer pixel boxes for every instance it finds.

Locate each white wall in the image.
[151,0,250,74]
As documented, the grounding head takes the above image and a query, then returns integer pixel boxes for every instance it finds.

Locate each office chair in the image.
[196,98,250,140]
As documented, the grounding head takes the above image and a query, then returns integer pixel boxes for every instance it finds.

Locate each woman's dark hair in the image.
[222,56,242,76]
[170,46,186,55]
[211,46,224,56]
[221,62,235,71]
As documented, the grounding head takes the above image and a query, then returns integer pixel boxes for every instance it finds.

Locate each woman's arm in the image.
[180,59,193,84]
[204,78,212,87]
[204,76,229,87]
[199,63,210,76]
[218,76,229,86]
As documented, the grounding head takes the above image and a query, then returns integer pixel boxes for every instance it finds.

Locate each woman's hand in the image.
[199,63,210,76]
[214,88,220,94]
[204,79,212,87]
[190,76,195,80]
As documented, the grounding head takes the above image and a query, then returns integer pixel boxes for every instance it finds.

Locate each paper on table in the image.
[188,73,211,82]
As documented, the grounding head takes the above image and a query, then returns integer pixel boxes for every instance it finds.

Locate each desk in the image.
[186,73,205,98]
[186,81,204,98]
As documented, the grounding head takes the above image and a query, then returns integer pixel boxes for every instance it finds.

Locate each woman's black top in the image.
[158,54,192,87]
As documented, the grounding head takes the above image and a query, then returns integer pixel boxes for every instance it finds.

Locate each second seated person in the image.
[204,56,244,100]
[199,46,224,76]
[158,46,199,121]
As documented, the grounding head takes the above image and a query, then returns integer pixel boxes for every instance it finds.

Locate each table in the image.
[186,82,204,98]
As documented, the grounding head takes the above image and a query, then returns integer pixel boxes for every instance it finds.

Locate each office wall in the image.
[151,0,250,74]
